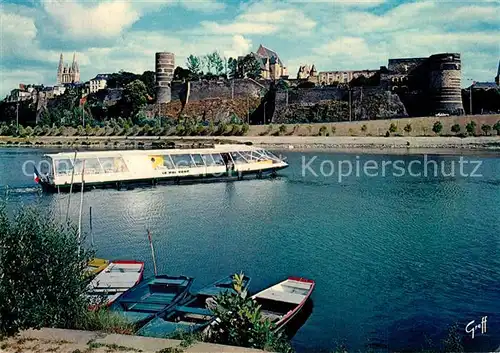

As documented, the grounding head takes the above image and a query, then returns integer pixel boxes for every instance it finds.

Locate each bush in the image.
[432,121,443,135]
[240,124,249,136]
[0,205,93,336]
[451,124,461,134]
[465,121,477,136]
[385,131,390,137]
[481,124,491,136]
[318,125,327,136]
[278,124,287,136]
[207,273,293,353]
[493,121,500,135]
[404,124,412,134]
[361,124,367,133]
[389,123,397,133]
[331,126,336,135]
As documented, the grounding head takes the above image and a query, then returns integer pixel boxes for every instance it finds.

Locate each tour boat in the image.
[136,274,251,338]
[109,275,193,326]
[251,277,315,331]
[87,260,145,308]
[37,144,288,192]
[85,258,109,277]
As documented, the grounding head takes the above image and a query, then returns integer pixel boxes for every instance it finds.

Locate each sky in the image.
[0,0,499,97]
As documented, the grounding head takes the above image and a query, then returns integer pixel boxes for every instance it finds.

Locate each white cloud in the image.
[200,21,278,34]
[42,0,141,39]
[290,0,386,7]
[180,0,226,12]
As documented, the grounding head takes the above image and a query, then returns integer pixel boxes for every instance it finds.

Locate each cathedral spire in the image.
[58,53,64,73]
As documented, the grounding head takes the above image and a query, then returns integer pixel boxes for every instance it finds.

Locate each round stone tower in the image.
[428,53,464,115]
[155,52,175,104]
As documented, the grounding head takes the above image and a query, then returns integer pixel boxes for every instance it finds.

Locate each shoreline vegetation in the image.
[0,115,499,152]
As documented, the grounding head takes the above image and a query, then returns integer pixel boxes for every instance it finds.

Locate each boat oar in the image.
[147,229,158,277]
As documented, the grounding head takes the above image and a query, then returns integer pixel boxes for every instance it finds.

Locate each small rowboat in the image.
[109,275,193,326]
[87,260,144,307]
[251,277,315,331]
[85,258,109,277]
[136,274,251,338]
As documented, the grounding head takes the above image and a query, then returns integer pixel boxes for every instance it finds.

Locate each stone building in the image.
[297,64,318,83]
[57,53,80,84]
[318,70,378,85]
[380,53,464,115]
[89,74,109,93]
[251,45,288,80]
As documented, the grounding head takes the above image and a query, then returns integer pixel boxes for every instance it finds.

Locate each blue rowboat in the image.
[109,275,193,326]
[136,274,251,338]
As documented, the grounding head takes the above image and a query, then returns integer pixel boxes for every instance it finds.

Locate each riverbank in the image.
[0,328,269,353]
[1,135,499,153]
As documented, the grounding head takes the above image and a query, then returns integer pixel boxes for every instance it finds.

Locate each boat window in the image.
[40,158,51,176]
[55,158,73,175]
[230,152,248,164]
[162,155,175,169]
[171,154,195,168]
[190,154,205,167]
[99,157,129,173]
[201,154,216,166]
[211,154,225,166]
[239,151,265,161]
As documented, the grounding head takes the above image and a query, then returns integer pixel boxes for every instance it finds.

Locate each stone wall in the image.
[275,87,343,109]
[171,79,267,104]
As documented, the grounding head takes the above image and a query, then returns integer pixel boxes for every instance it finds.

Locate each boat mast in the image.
[65,150,78,224]
[147,229,158,276]
[77,160,86,254]
[89,206,94,248]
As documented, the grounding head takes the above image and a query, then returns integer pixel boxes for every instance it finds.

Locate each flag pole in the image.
[65,151,78,224]
[77,160,86,255]
[147,229,158,277]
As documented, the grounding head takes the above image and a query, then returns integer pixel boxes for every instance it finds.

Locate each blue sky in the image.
[1,0,499,97]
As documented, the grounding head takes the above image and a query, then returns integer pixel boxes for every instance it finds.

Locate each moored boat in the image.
[109,275,193,326]
[136,274,251,338]
[251,277,315,331]
[37,144,288,192]
[87,260,144,308]
[85,258,109,277]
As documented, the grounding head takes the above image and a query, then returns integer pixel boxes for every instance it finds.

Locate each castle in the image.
[251,45,287,80]
[57,53,80,85]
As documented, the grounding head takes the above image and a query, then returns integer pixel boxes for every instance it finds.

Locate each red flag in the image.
[33,167,41,184]
[79,96,87,106]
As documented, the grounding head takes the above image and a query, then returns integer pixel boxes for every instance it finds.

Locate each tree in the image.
[210,51,224,76]
[432,121,443,135]
[0,205,93,336]
[186,55,202,75]
[207,273,292,353]
[173,66,195,81]
[389,123,397,133]
[466,121,477,135]
[239,54,261,79]
[481,124,491,135]
[121,80,148,122]
[493,121,500,135]
[139,71,156,98]
[404,123,412,134]
[227,57,238,79]
[451,124,461,134]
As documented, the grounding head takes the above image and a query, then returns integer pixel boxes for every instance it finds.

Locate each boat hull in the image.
[40,165,287,193]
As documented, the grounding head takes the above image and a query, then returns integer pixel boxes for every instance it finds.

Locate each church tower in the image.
[57,53,64,85]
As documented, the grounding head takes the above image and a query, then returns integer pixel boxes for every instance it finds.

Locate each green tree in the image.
[122,80,148,122]
[210,51,224,76]
[239,55,261,79]
[389,123,397,133]
[432,121,443,135]
[493,121,500,135]
[227,57,238,79]
[404,124,412,134]
[481,124,491,135]
[451,124,461,134]
[186,55,202,75]
[466,121,477,135]
[207,273,292,353]
[139,71,156,98]
[0,205,93,336]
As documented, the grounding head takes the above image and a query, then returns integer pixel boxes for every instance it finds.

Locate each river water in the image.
[1,147,499,352]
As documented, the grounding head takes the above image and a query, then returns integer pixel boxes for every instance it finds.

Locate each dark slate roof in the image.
[256,45,283,66]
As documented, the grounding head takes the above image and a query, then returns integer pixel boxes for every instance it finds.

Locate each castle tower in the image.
[155,52,175,104]
[428,53,464,115]
[57,53,64,85]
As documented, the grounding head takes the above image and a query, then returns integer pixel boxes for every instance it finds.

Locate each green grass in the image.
[76,309,135,335]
